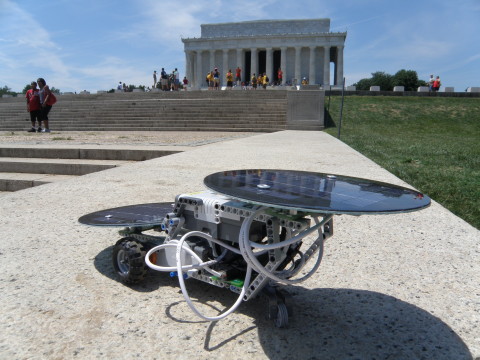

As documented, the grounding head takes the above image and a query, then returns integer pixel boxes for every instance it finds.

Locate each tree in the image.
[393,69,424,91]
[0,85,17,97]
[370,71,394,91]
[353,78,372,90]
[22,84,32,94]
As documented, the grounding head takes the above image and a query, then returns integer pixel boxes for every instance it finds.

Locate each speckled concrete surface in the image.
[0,131,478,359]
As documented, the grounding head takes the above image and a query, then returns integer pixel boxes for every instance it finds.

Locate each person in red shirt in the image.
[25,81,41,132]
[277,68,283,85]
[235,67,241,86]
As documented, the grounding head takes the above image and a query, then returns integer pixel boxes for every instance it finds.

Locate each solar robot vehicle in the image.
[79,169,430,327]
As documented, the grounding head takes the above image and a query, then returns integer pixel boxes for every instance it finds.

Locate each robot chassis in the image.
[113,191,334,327]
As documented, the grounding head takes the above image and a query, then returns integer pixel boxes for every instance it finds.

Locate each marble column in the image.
[266,47,273,83]
[280,47,287,85]
[323,46,330,86]
[185,51,191,87]
[222,49,228,86]
[251,48,258,78]
[309,46,316,85]
[294,46,301,85]
[196,50,203,89]
[336,46,344,86]
[209,50,215,72]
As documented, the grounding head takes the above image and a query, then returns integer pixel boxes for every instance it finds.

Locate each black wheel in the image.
[274,302,289,328]
[112,237,149,284]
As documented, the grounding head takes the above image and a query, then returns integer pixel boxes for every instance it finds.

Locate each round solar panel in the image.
[204,169,431,215]
[78,202,175,227]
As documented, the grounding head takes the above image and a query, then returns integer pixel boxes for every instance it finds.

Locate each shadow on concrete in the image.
[203,287,472,359]
[93,245,178,292]
[94,247,471,359]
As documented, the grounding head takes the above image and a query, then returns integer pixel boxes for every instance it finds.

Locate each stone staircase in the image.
[0,90,288,132]
[0,146,181,192]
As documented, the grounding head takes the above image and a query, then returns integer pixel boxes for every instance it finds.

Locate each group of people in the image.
[25,78,56,133]
[153,68,187,91]
[117,82,130,92]
[428,75,442,92]
[206,67,285,90]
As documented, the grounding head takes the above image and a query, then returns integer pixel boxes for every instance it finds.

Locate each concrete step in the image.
[0,172,77,191]
[0,147,181,160]
[0,90,290,131]
[0,157,132,175]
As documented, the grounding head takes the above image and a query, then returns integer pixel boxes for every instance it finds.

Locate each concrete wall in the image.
[287,90,325,130]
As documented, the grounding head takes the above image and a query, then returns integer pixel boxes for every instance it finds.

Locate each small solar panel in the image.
[78,202,175,227]
[204,169,431,214]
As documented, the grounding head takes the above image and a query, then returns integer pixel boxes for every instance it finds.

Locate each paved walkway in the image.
[0,131,478,359]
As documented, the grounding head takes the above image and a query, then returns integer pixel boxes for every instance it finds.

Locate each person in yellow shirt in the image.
[262,73,269,89]
[251,73,257,90]
[226,69,234,89]
[206,72,213,90]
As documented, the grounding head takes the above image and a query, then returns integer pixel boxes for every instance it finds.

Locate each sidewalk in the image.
[0,130,478,359]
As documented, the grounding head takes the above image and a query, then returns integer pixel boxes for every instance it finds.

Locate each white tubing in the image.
[145,241,219,275]
[175,231,252,321]
[239,208,325,285]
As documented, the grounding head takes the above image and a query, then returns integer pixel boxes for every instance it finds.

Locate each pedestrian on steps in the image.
[25,81,42,132]
[37,78,56,133]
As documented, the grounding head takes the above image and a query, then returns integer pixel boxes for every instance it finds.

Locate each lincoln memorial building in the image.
[182,19,346,89]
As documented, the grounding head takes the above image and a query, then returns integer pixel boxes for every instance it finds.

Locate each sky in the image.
[1,0,479,93]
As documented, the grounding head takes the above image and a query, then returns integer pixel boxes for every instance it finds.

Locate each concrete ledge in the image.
[0,173,76,191]
[0,158,130,175]
[467,87,480,92]
[0,147,183,161]
[0,131,477,359]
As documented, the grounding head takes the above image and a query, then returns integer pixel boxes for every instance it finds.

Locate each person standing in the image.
[433,76,441,92]
[153,70,157,88]
[206,71,213,90]
[226,69,234,89]
[428,75,434,91]
[160,68,168,91]
[235,67,241,86]
[25,81,42,132]
[277,68,283,85]
[37,78,56,133]
[213,68,220,90]
[173,68,179,91]
[182,76,188,91]
[251,73,257,90]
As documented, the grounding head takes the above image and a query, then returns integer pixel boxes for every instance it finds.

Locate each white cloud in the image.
[0,0,71,90]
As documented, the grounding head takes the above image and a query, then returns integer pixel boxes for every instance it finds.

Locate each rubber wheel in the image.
[274,303,289,328]
[112,237,149,284]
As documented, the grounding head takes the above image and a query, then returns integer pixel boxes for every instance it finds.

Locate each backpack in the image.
[45,88,57,106]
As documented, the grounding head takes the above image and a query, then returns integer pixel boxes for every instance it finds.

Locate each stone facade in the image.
[182,19,347,89]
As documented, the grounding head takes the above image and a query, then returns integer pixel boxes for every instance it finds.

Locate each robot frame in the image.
[79,169,430,327]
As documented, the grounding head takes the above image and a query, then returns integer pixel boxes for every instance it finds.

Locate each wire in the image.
[239,208,327,285]
[175,231,252,321]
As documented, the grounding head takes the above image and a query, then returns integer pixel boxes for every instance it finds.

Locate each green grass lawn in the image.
[324,95,480,229]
